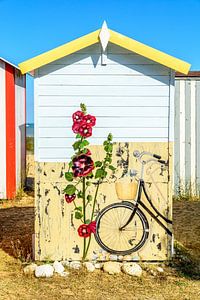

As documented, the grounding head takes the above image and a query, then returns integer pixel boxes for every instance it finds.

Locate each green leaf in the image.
[103,141,108,146]
[80,103,87,114]
[75,206,82,212]
[87,195,93,201]
[105,157,112,163]
[76,134,82,139]
[85,219,91,224]
[95,169,104,179]
[86,181,91,186]
[104,144,113,153]
[73,141,81,150]
[65,172,74,182]
[82,140,89,146]
[75,211,83,219]
[82,148,88,154]
[107,133,113,141]
[68,161,73,168]
[64,184,76,195]
[95,161,102,167]
[109,165,116,171]
[77,191,83,198]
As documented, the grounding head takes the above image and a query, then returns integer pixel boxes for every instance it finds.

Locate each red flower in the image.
[72,154,94,177]
[88,221,96,233]
[83,114,96,127]
[72,122,80,134]
[85,149,92,156]
[78,123,92,138]
[65,193,76,203]
[72,111,84,123]
[78,224,91,238]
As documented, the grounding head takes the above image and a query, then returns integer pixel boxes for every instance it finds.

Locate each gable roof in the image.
[0,57,20,70]
[18,28,191,75]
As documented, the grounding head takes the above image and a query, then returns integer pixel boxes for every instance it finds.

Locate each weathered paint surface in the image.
[34,142,172,261]
[175,77,200,195]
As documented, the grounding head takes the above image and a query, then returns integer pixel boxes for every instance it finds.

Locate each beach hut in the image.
[19,22,190,261]
[0,58,26,199]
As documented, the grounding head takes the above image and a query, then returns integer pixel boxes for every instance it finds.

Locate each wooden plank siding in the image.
[174,76,200,195]
[35,43,172,162]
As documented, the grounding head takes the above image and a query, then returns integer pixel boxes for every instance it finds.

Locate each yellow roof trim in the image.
[19,28,191,75]
[109,30,191,75]
[19,29,100,74]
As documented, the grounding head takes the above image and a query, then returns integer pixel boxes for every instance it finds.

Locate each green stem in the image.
[82,177,86,260]
[83,179,101,260]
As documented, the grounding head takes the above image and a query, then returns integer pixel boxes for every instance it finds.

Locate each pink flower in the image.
[83,114,96,127]
[72,122,80,134]
[88,221,96,233]
[72,154,94,177]
[78,123,92,138]
[72,111,84,123]
[65,194,76,203]
[78,224,91,238]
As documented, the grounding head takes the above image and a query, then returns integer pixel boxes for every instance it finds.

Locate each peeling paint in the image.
[34,142,173,261]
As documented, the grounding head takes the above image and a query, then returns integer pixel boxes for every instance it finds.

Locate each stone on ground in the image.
[35,264,54,278]
[69,261,82,270]
[103,262,121,275]
[53,261,65,274]
[157,267,164,273]
[83,262,95,272]
[122,262,142,277]
[23,263,37,276]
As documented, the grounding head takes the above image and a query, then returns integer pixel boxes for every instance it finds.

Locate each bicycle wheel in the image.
[95,202,149,255]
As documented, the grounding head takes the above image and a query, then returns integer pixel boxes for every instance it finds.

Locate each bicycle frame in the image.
[120,152,172,236]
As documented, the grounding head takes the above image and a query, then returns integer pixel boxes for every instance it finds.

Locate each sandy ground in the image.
[0,154,200,299]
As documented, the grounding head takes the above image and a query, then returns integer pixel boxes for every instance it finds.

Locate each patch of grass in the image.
[171,241,200,279]
[26,137,34,153]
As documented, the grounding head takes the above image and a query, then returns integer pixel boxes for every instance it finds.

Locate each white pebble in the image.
[122,262,142,277]
[53,261,65,274]
[83,262,95,272]
[35,264,54,278]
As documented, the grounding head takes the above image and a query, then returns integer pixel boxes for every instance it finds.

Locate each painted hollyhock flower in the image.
[87,221,96,233]
[72,110,96,136]
[83,114,96,127]
[78,123,92,138]
[72,111,84,123]
[65,193,76,203]
[78,224,91,238]
[72,154,94,177]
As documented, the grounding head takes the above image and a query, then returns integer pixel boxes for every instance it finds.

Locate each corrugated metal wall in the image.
[174,75,200,195]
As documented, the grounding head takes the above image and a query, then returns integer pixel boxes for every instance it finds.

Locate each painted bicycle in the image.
[95,150,172,255]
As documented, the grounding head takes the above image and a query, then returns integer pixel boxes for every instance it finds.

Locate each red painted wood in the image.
[5,63,16,199]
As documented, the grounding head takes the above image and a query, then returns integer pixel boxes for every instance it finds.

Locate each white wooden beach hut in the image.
[19,22,190,261]
[0,58,26,199]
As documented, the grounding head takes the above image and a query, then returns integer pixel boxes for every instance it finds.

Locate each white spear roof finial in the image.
[99,20,110,51]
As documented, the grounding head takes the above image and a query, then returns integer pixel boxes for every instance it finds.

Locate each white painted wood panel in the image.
[38,64,169,76]
[48,54,161,66]
[37,85,169,97]
[0,61,6,198]
[38,116,168,128]
[38,96,169,107]
[38,136,168,149]
[38,75,169,86]
[35,43,171,162]
[38,127,168,138]
[38,106,168,117]
[179,80,185,186]
[15,72,26,190]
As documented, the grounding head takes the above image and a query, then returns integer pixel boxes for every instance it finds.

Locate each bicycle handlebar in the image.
[133,150,168,165]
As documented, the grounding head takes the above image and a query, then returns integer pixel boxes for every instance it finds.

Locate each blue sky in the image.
[0,0,200,123]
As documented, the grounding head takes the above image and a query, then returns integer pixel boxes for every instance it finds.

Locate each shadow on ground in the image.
[0,206,34,261]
